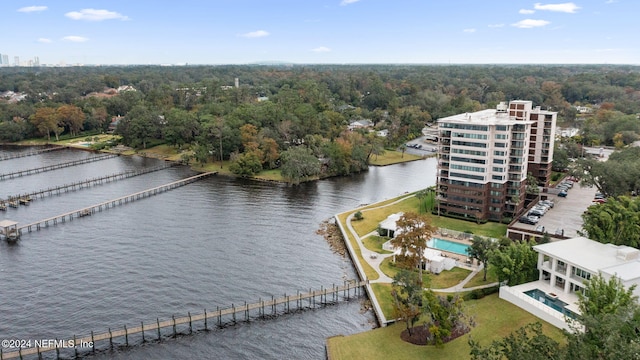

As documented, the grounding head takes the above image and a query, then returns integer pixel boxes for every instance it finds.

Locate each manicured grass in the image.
[351,196,421,236]
[362,235,393,254]
[463,265,499,288]
[370,283,396,320]
[336,213,380,281]
[430,267,472,289]
[368,150,424,166]
[352,195,507,239]
[253,169,285,181]
[326,293,566,360]
[379,257,471,290]
[429,216,507,239]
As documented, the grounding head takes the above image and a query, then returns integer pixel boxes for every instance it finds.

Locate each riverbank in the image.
[326,194,564,359]
[5,138,428,184]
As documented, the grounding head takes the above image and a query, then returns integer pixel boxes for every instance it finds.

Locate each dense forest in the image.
[1,64,640,181]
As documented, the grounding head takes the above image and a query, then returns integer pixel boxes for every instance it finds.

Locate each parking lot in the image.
[512,181,598,238]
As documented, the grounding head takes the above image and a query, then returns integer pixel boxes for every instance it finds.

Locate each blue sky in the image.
[1,0,638,65]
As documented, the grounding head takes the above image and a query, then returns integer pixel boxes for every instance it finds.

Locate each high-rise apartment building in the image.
[436,100,556,222]
[2,54,8,65]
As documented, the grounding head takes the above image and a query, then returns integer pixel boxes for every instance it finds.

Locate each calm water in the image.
[0,147,437,359]
[427,238,470,256]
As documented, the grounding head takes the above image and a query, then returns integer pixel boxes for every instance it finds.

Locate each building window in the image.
[495,143,506,148]
[450,172,485,181]
[452,140,487,148]
[496,125,508,131]
[451,164,486,173]
[494,150,506,156]
[493,159,505,164]
[492,167,505,172]
[492,175,504,181]
[495,134,508,140]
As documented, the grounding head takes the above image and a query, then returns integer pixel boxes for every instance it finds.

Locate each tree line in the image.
[1,64,640,182]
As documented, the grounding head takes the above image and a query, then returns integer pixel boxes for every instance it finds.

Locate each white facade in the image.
[500,237,640,331]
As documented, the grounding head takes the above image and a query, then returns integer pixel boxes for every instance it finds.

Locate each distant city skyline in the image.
[1,1,638,65]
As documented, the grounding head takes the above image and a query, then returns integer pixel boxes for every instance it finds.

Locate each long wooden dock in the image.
[0,154,117,181]
[0,146,65,161]
[0,280,366,360]
[17,172,216,234]
[0,163,176,206]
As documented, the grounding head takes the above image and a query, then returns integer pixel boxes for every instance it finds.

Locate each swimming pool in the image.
[524,288,577,319]
[427,238,470,256]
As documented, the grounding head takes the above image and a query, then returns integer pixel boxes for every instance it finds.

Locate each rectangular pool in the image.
[427,238,470,256]
[524,288,577,319]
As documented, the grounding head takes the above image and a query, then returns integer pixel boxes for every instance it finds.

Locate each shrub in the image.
[354,211,364,221]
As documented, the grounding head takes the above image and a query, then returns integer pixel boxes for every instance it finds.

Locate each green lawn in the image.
[463,265,499,288]
[362,235,393,254]
[370,283,396,320]
[368,150,424,166]
[336,213,380,281]
[326,293,566,360]
[379,258,471,291]
[351,196,421,236]
[350,194,507,239]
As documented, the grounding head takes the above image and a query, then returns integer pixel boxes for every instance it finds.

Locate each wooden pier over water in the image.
[0,154,117,181]
[0,146,65,161]
[0,163,176,207]
[0,280,366,360]
[17,172,215,235]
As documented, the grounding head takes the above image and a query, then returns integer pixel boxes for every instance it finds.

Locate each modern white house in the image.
[500,237,640,331]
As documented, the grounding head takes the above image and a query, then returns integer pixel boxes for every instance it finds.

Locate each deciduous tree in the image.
[467,236,498,281]
[390,212,436,284]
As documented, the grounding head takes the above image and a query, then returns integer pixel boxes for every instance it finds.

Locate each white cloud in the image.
[38,38,52,43]
[463,28,476,33]
[605,0,617,3]
[240,30,270,38]
[519,9,536,14]
[534,2,581,13]
[65,9,129,21]
[340,0,360,5]
[62,36,89,42]
[311,46,331,53]
[18,6,47,13]
[512,19,551,28]
[488,24,505,28]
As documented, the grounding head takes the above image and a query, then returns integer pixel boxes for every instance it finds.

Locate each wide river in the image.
[0,147,437,359]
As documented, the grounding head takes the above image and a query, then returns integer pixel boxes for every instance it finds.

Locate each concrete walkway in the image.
[343,196,499,292]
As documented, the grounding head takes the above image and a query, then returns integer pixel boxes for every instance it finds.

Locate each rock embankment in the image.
[317,218,346,257]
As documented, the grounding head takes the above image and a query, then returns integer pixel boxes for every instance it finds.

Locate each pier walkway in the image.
[0,146,65,161]
[0,280,366,360]
[0,163,175,206]
[0,154,117,181]
[17,172,215,235]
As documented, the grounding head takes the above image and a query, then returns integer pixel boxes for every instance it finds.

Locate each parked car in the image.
[593,198,607,204]
[529,209,545,217]
[532,205,548,214]
[540,200,554,208]
[594,192,605,199]
[535,225,546,232]
[558,191,568,197]
[555,228,565,236]
[556,185,569,192]
[560,181,573,188]
[519,215,539,225]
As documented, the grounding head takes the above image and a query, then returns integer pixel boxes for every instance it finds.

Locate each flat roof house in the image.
[499,237,640,331]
